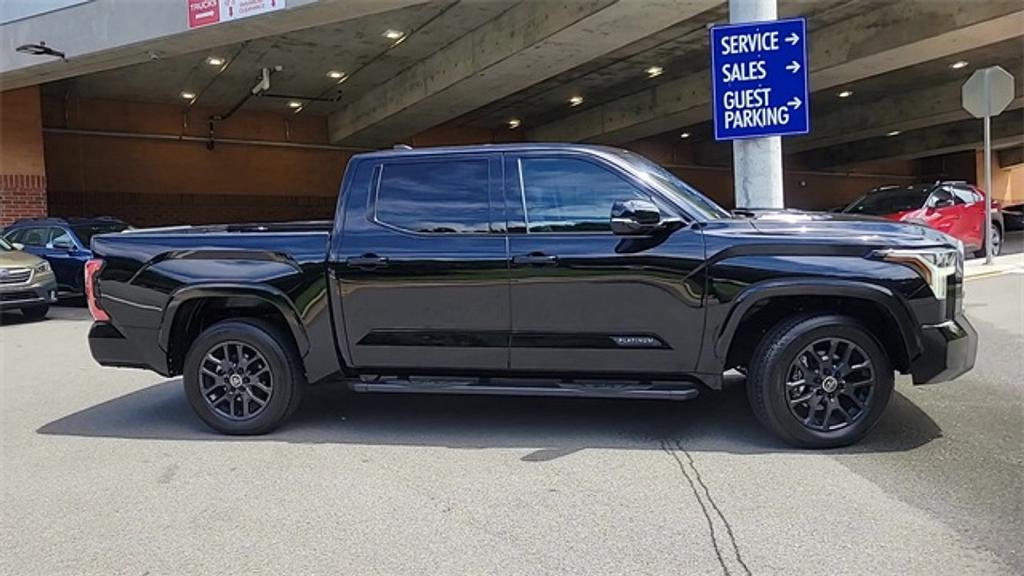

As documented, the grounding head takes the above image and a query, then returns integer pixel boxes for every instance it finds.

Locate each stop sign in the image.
[962,66,1015,119]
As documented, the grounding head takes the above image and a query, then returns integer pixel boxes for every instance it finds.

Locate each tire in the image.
[21,304,49,321]
[183,319,305,435]
[746,314,894,448]
[974,223,1002,258]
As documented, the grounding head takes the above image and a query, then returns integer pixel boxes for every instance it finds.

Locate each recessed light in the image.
[383,29,405,40]
[950,60,969,70]
[288,101,303,109]
[181,91,195,100]
[886,130,901,137]
[327,70,346,80]
[646,66,664,78]
[837,90,853,98]
[508,118,521,129]
[679,132,691,139]
[206,57,225,66]
[569,96,584,107]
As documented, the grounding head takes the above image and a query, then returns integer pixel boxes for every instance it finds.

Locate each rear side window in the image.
[375,159,491,234]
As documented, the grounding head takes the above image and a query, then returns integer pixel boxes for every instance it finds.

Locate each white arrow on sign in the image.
[786,61,801,74]
[785,32,799,46]
[787,97,802,110]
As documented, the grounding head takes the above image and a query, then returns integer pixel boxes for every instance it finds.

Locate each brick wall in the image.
[1,86,48,226]
[0,174,48,226]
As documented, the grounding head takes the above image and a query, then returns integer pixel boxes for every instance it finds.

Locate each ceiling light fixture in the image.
[508,118,521,129]
[569,96,584,107]
[383,29,405,40]
[837,90,853,98]
[949,60,969,70]
[288,101,303,109]
[679,132,691,139]
[646,66,664,78]
[327,70,346,80]
[181,91,196,100]
[206,57,225,66]
[886,130,901,137]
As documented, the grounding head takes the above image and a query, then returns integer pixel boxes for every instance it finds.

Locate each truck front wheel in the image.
[746,314,894,448]
[183,319,305,435]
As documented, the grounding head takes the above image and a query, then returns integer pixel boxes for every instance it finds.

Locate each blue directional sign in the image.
[710,18,809,140]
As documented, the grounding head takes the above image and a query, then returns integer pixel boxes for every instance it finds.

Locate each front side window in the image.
[950,186,978,204]
[519,157,645,233]
[375,159,491,234]
[930,187,963,207]
[50,228,73,248]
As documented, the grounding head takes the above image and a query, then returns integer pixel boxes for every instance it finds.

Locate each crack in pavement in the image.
[661,439,752,576]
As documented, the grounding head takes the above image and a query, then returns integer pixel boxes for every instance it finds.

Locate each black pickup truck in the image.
[87,144,976,447]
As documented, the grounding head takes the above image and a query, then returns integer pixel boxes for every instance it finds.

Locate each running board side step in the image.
[350,377,700,401]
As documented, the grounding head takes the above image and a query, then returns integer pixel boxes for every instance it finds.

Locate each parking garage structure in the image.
[0,0,1021,227]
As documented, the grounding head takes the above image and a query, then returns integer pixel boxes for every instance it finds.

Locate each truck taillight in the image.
[84,258,109,322]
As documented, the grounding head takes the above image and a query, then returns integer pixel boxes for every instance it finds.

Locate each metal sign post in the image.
[962,66,1015,265]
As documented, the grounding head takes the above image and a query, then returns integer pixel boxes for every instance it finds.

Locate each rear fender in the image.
[159,283,310,355]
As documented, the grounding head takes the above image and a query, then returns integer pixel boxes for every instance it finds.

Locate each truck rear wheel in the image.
[183,319,305,435]
[746,314,894,448]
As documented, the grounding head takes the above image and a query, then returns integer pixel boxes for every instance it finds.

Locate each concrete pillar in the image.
[0,86,47,226]
[729,0,784,209]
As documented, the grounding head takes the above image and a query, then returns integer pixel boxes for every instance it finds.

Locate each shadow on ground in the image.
[38,375,941,456]
[0,299,89,326]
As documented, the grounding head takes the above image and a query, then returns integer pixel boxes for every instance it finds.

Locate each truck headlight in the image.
[871,247,961,299]
[35,261,51,274]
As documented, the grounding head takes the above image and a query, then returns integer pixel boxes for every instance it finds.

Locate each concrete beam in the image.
[0,0,427,91]
[529,1,1024,144]
[797,109,1024,169]
[327,0,721,147]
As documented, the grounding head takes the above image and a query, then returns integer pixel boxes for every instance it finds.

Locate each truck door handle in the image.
[346,254,389,269]
[513,253,558,266]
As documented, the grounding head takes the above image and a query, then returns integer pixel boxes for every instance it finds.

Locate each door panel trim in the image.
[357,329,669,350]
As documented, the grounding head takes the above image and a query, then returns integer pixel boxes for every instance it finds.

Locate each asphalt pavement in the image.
[1,270,1021,576]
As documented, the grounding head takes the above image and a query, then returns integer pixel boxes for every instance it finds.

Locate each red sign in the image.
[188,0,221,28]
[188,0,285,29]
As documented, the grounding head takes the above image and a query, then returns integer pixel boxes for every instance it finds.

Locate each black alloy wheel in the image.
[784,337,875,432]
[746,314,894,448]
[199,341,274,421]
[184,319,305,435]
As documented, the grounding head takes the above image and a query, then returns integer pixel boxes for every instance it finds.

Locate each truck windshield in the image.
[611,150,731,220]
[73,223,129,246]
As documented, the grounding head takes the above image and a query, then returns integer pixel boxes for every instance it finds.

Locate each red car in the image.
[841,181,1004,257]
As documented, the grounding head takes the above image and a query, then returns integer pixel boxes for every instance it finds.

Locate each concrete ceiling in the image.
[44,1,513,116]
[39,0,1024,169]
[455,0,877,130]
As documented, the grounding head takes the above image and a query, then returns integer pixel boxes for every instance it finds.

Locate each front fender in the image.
[712,277,922,367]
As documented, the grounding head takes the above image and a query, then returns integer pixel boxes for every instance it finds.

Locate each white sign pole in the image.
[729,0,784,210]
[983,89,993,265]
